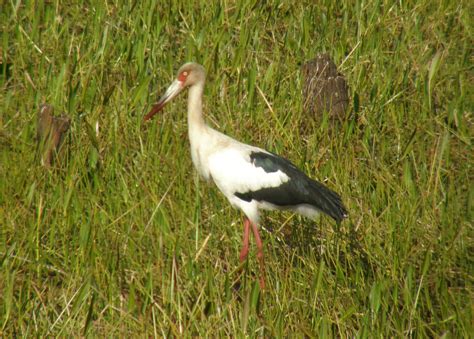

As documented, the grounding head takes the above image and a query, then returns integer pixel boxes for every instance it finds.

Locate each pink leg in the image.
[239,219,251,262]
[250,220,266,289]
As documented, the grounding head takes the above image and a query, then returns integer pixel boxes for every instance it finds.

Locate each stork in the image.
[144,62,348,289]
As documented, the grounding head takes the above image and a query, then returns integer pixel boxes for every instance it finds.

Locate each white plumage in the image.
[209,148,290,220]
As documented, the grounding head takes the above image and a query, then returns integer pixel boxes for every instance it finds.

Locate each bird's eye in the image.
[178,71,189,82]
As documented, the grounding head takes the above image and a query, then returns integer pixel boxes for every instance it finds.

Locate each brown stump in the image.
[302,53,349,122]
[36,104,71,167]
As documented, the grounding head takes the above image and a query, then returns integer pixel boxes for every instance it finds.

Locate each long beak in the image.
[144,79,184,121]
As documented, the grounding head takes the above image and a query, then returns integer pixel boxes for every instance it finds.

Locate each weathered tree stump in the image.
[302,54,349,121]
[36,104,71,167]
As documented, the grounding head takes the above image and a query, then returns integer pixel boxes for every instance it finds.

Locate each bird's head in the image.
[144,62,206,121]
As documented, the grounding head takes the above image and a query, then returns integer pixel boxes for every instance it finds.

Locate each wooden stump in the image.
[36,104,71,167]
[302,54,349,122]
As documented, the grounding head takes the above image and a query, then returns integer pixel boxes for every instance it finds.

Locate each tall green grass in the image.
[1,0,472,336]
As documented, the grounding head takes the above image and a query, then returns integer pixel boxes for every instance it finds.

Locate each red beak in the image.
[144,79,184,121]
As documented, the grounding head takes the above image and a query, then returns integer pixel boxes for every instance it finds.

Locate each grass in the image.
[1,0,472,336]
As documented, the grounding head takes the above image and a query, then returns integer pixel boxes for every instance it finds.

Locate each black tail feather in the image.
[235,151,348,222]
[306,178,348,222]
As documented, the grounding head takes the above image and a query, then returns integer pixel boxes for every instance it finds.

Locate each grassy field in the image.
[1,0,472,336]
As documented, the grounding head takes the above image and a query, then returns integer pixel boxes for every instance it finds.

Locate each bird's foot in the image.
[239,247,249,262]
[258,275,266,290]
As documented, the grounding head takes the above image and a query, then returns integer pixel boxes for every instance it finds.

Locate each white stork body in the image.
[144,62,347,288]
[209,143,292,222]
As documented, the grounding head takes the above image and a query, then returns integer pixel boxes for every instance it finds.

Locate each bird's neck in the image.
[187,81,214,179]
[187,82,206,132]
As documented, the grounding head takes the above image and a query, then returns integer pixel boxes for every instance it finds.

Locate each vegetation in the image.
[1,0,472,336]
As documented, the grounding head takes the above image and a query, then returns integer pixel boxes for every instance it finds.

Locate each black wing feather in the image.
[234,151,348,222]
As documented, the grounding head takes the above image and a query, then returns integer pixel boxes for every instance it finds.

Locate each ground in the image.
[1,1,472,336]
